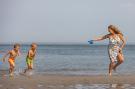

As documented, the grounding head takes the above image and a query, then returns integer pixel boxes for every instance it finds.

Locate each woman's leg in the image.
[109,59,115,76]
[113,53,124,70]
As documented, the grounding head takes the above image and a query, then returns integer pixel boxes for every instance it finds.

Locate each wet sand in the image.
[1,74,135,89]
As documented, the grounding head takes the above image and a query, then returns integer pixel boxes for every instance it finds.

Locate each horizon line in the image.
[0,42,135,45]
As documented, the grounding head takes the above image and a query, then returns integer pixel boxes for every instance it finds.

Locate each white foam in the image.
[18,88,24,89]
[75,84,83,89]
[37,84,43,87]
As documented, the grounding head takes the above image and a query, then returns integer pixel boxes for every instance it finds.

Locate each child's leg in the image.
[24,63,30,73]
[24,58,33,73]
[9,62,15,76]
[30,60,33,69]
[24,58,30,73]
[9,65,12,74]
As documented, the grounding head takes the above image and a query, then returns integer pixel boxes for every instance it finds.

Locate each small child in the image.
[24,43,37,73]
[3,43,21,76]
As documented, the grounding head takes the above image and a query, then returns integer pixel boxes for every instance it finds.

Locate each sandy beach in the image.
[1,74,135,89]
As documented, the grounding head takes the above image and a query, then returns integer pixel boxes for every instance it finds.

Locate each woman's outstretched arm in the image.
[93,34,109,41]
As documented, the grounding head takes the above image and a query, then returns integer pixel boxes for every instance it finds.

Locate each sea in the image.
[0,44,135,76]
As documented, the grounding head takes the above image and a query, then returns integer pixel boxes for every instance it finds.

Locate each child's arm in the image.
[17,50,21,56]
[2,51,10,62]
[33,50,37,59]
[93,34,110,41]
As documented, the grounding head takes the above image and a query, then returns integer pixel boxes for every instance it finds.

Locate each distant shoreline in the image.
[0,44,135,46]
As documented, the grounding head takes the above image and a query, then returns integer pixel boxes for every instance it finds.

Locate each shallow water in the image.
[59,84,135,89]
[0,83,135,89]
[0,44,135,75]
[21,84,135,89]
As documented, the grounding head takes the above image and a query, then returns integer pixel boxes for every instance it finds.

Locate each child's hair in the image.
[14,43,21,48]
[31,43,37,47]
[108,25,123,36]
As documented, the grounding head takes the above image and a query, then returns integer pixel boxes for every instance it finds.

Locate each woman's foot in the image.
[109,73,112,76]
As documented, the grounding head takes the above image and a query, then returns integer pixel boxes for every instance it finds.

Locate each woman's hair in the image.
[108,25,123,36]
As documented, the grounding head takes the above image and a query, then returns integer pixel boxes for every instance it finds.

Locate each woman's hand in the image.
[119,48,123,53]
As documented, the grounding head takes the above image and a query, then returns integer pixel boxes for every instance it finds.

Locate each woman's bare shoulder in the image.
[117,34,123,38]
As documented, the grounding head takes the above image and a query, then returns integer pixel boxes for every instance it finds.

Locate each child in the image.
[24,43,37,73]
[3,43,21,76]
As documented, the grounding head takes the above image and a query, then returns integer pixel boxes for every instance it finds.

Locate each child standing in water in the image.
[93,25,126,76]
[24,43,37,73]
[3,44,21,76]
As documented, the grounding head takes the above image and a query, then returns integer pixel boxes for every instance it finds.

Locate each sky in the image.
[0,0,135,44]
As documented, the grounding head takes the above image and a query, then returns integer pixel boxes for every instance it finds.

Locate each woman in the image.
[93,25,126,76]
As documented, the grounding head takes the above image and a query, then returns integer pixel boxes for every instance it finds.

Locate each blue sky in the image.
[0,0,135,44]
